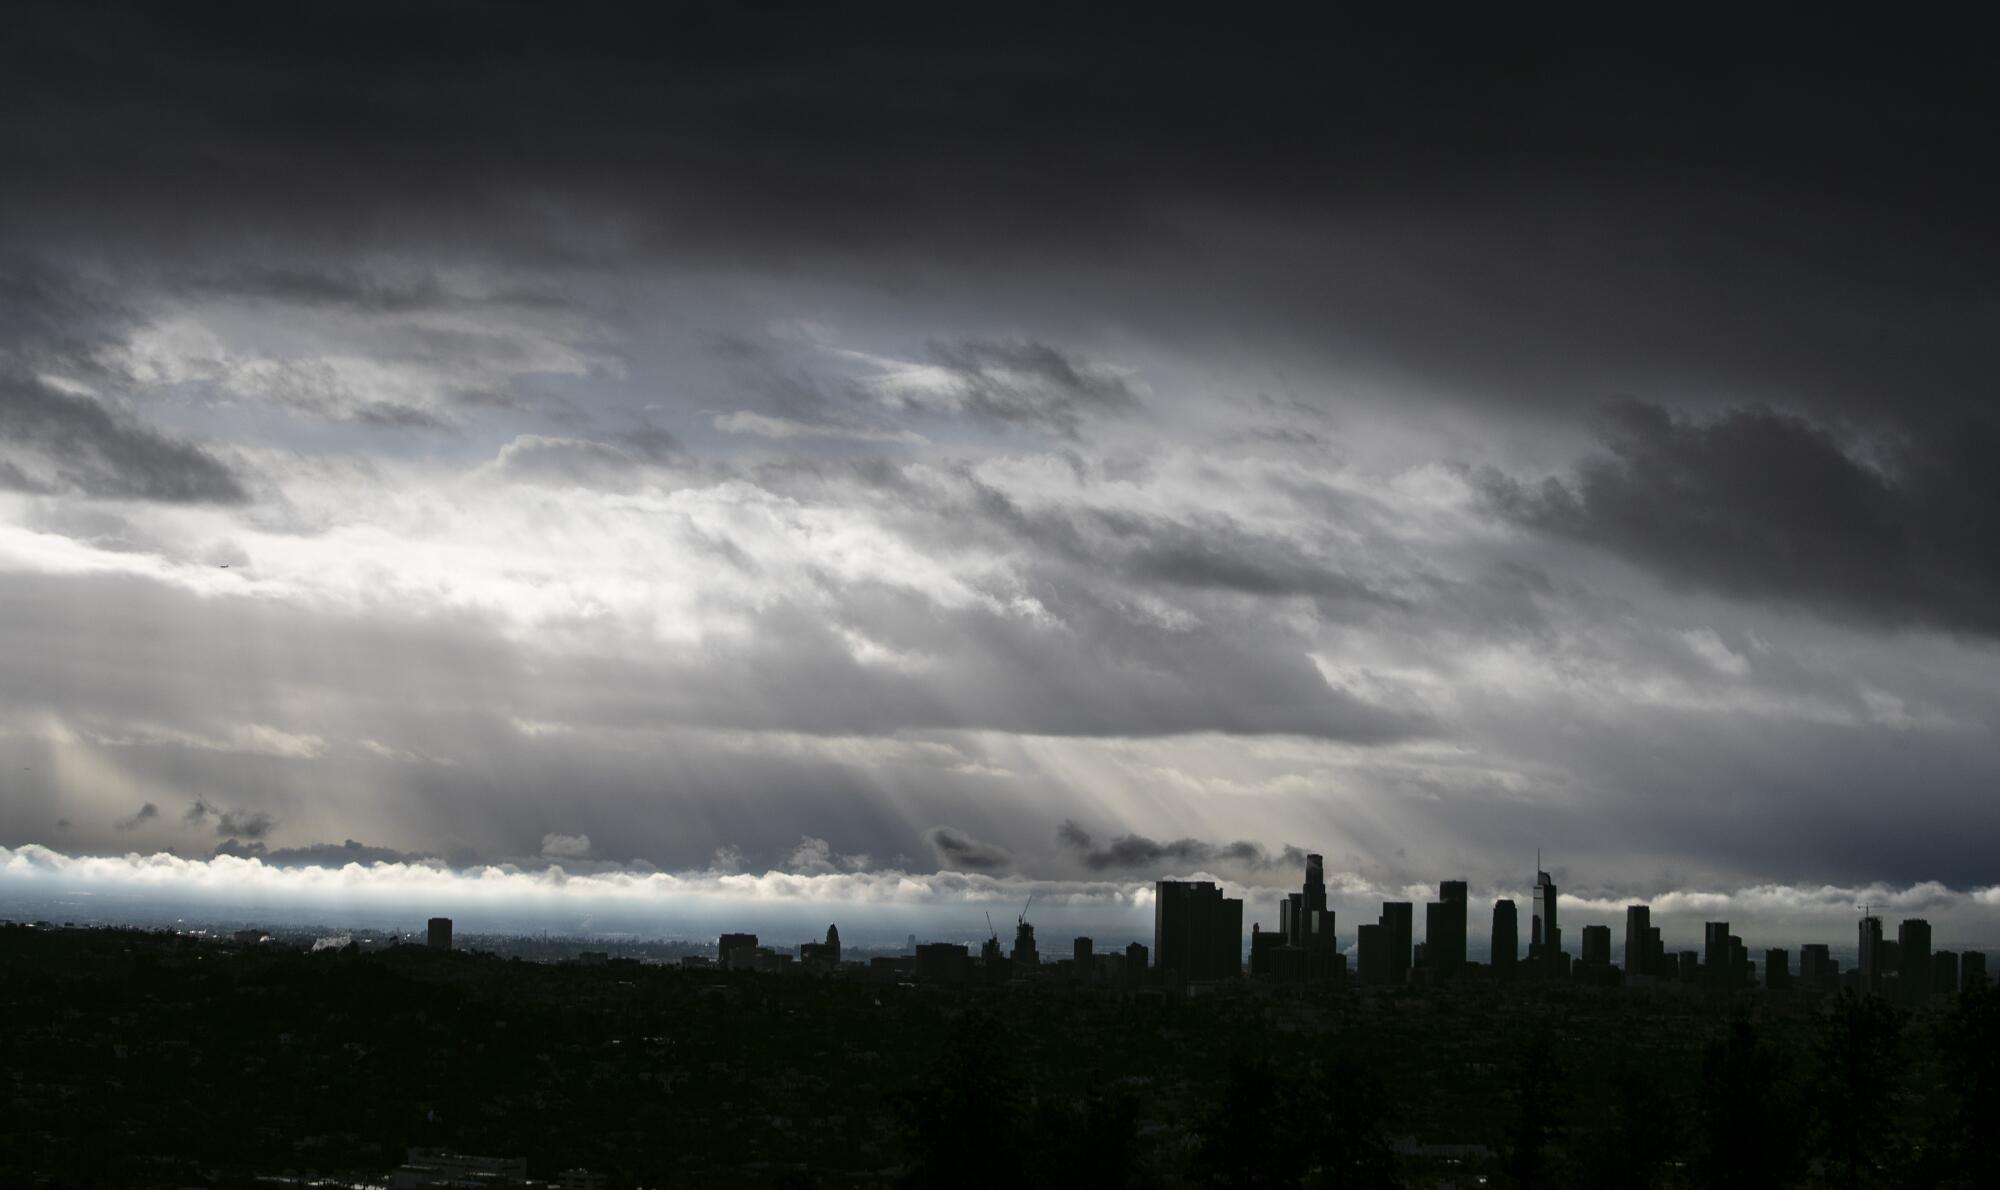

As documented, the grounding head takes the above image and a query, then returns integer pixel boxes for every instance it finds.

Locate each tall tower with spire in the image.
[1531,855,1561,972]
[1304,853,1327,918]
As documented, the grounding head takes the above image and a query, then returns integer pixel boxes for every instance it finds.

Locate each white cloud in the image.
[0,843,1159,911]
[784,836,836,874]
[539,832,592,859]
[1681,627,1749,676]
[83,722,328,761]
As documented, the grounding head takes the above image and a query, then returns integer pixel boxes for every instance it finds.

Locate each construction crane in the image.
[1019,893,1034,925]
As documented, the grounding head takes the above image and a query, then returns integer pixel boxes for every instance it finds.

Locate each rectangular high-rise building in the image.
[1581,924,1611,967]
[915,942,971,983]
[1155,880,1243,986]
[427,917,453,951]
[1356,922,1390,986]
[1379,902,1413,985]
[1430,880,1468,976]
[1624,905,1651,976]
[1765,948,1790,990]
[1859,915,1885,994]
[1645,925,1664,976]
[1126,940,1149,981]
[1249,924,1286,978]
[718,932,758,970]
[1800,944,1835,989]
[1302,904,1337,979]
[1898,919,1932,1000]
[1491,899,1518,974]
[1962,951,1988,989]
[1932,950,1959,996]
[1703,922,1731,989]
[1220,895,1243,977]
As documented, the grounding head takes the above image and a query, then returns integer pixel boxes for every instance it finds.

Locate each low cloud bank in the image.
[3,845,1996,948]
[0,844,1159,911]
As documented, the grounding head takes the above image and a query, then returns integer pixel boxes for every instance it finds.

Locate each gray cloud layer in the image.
[0,7,1996,920]
[0,372,247,504]
[1490,401,2000,637]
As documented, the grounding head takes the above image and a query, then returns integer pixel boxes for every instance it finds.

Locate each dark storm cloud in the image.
[168,265,573,316]
[937,476,1397,616]
[1055,820,1093,851]
[215,808,276,840]
[213,837,422,867]
[1056,820,1290,873]
[0,372,248,503]
[1489,401,2000,636]
[4,6,1996,440]
[114,802,159,830]
[1099,509,1390,607]
[9,6,1991,246]
[924,826,1011,873]
[182,800,274,839]
[0,257,137,376]
[911,339,1137,437]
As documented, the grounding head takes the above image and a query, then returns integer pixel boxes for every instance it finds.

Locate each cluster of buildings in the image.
[707,914,1157,987]
[1851,913,1990,1000]
[714,925,846,975]
[601,855,1993,1003]
[1226,855,1992,1001]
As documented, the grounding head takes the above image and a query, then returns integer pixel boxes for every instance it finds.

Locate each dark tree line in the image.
[1492,990,1993,1190]
[5,927,1995,1189]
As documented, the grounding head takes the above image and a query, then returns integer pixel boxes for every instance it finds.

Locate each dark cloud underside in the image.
[1491,401,2000,636]
[0,372,247,504]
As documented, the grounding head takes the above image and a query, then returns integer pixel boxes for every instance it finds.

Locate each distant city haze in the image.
[5,844,1995,958]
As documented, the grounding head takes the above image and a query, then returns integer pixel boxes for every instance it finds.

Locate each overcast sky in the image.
[3,6,1998,942]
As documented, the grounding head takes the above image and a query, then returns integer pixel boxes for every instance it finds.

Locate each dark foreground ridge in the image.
[4,922,1998,1189]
